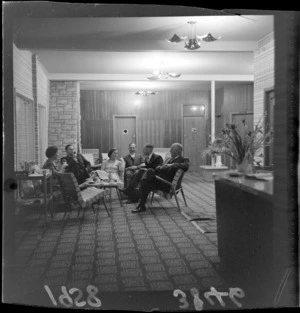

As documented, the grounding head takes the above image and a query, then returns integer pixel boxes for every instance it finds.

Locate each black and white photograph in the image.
[3,2,299,311]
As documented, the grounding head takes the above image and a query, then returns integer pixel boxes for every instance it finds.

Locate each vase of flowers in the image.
[202,137,225,167]
[202,114,273,174]
[236,154,249,173]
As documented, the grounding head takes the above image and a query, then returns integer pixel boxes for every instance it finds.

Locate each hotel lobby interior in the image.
[3,4,299,311]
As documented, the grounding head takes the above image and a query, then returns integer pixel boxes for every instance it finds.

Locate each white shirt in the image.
[167,155,180,164]
[146,152,153,162]
[129,153,135,159]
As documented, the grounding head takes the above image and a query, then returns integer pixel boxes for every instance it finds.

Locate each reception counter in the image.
[214,171,273,200]
[214,171,274,295]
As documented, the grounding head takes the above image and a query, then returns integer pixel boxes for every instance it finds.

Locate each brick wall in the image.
[13,43,80,167]
[48,81,81,158]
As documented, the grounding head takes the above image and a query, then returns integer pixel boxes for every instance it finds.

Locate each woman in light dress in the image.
[101,148,124,187]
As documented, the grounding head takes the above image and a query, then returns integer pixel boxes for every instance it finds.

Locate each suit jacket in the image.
[64,153,91,184]
[123,154,143,168]
[125,153,163,199]
[155,155,189,182]
[145,153,163,170]
[138,155,189,202]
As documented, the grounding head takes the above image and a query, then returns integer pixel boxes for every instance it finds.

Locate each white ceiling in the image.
[14,14,274,91]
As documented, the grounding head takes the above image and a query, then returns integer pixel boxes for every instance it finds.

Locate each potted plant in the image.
[203,114,273,174]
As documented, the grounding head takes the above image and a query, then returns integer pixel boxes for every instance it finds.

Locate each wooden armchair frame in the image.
[56,172,110,218]
[150,168,187,211]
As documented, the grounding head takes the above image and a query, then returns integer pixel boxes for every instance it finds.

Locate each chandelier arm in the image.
[166,22,221,48]
[167,34,187,43]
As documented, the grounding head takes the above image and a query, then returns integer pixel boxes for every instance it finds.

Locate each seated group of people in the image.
[120,142,189,213]
[42,142,189,213]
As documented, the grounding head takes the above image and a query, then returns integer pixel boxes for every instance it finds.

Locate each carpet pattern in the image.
[5,172,244,310]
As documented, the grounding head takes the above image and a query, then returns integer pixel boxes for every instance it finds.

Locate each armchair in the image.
[56,172,110,218]
[150,168,187,211]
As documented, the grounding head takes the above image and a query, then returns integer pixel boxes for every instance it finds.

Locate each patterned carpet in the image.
[3,172,265,310]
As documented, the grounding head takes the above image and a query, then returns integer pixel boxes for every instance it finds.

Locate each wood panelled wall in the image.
[215,83,254,168]
[80,90,210,155]
[215,83,254,133]
[254,32,274,126]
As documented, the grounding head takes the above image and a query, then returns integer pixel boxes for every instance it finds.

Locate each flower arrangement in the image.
[203,114,273,172]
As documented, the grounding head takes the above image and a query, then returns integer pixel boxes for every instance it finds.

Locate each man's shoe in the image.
[131,204,146,213]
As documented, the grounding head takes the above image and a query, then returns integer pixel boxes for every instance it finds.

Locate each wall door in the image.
[183,116,206,171]
[113,116,137,158]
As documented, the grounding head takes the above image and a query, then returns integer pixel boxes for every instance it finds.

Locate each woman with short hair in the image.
[100,148,124,186]
[42,146,67,173]
[42,146,68,198]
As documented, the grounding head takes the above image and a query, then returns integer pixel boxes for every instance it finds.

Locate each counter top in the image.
[214,171,273,201]
[199,165,228,169]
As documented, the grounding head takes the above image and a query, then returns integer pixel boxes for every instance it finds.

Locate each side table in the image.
[15,171,53,225]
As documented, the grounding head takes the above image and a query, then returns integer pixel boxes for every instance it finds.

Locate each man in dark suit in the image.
[120,143,163,201]
[132,143,189,213]
[123,143,144,188]
[63,144,91,184]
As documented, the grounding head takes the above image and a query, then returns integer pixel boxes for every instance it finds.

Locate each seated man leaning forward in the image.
[119,143,163,202]
[63,144,91,185]
[123,142,144,188]
[132,143,189,213]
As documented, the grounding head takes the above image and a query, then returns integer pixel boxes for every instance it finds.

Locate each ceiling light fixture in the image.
[134,91,158,96]
[147,63,181,81]
[167,21,221,50]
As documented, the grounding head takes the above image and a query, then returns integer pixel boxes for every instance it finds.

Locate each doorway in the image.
[230,112,254,132]
[113,115,137,157]
[183,116,206,171]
